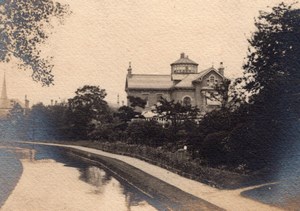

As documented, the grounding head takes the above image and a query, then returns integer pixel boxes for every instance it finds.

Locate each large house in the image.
[125,53,227,113]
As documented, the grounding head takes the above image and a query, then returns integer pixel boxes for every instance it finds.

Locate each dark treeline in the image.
[1,3,300,174]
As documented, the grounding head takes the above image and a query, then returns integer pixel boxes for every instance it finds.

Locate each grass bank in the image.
[47,140,269,189]
[67,147,224,211]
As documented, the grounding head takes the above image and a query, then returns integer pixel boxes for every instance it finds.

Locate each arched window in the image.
[207,75,215,86]
[183,96,192,106]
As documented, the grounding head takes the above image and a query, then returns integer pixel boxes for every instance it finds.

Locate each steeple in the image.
[1,72,7,99]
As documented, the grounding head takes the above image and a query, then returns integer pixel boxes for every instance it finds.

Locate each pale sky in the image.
[0,0,297,106]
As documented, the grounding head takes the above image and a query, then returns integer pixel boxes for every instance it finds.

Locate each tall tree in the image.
[0,0,70,85]
[27,103,51,140]
[226,3,300,169]
[67,85,111,139]
[244,2,300,119]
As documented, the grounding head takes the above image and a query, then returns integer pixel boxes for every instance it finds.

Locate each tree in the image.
[225,3,300,170]
[114,105,136,123]
[8,103,25,124]
[155,97,200,141]
[207,78,246,111]
[0,0,70,85]
[126,120,165,147]
[47,103,69,140]
[67,85,112,139]
[27,103,52,140]
[6,103,26,139]
[243,2,300,119]
[127,96,146,109]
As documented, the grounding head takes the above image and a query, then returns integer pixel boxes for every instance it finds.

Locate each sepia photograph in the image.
[0,0,299,210]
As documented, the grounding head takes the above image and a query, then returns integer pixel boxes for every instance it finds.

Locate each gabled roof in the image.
[126,74,173,90]
[193,67,225,81]
[174,68,226,88]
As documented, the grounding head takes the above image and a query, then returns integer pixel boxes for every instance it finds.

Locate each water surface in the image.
[1,142,162,210]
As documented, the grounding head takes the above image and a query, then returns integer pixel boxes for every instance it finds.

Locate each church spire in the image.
[1,72,7,99]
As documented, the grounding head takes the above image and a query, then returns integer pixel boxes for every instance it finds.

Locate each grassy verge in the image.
[67,147,224,211]
[45,140,267,189]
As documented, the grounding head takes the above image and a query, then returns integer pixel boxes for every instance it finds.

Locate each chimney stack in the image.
[180,52,185,58]
[218,62,225,76]
[127,62,132,77]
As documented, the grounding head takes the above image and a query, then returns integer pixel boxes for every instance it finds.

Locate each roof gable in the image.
[193,68,225,82]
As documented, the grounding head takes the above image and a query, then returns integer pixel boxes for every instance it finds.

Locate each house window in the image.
[207,75,215,86]
[183,96,192,106]
[210,75,215,83]
[185,66,189,73]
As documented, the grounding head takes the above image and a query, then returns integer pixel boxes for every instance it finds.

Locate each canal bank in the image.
[16,142,281,211]
[67,147,223,211]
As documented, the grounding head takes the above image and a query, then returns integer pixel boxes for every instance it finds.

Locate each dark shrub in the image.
[201,130,229,166]
[126,120,166,147]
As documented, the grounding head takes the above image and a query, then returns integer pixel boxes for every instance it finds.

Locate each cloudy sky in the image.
[0,0,297,106]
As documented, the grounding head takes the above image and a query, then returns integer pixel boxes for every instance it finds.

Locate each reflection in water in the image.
[6,143,159,210]
[85,166,107,193]
[81,165,157,210]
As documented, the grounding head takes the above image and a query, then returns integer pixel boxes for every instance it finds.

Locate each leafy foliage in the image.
[243,2,300,119]
[114,105,136,123]
[27,103,52,140]
[155,97,200,124]
[0,0,70,85]
[224,3,300,170]
[127,96,146,109]
[67,85,112,139]
[207,79,246,110]
[154,97,200,141]
[126,120,166,147]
